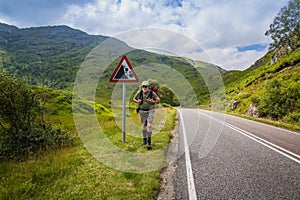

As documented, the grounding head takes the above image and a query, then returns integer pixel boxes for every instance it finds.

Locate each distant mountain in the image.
[0,23,108,88]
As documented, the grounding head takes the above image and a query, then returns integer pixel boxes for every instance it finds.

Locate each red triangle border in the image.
[109,55,139,83]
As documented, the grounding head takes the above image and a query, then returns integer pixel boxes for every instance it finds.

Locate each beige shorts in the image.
[139,109,155,126]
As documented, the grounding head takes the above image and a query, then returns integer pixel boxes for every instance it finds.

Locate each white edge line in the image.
[178,109,197,200]
[223,113,300,136]
[224,122,300,164]
[200,110,300,136]
[224,122,300,160]
[198,111,300,164]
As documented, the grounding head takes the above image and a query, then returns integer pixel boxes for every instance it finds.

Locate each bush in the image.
[0,71,73,159]
[284,112,300,124]
[0,123,72,159]
[258,78,300,119]
[157,84,180,107]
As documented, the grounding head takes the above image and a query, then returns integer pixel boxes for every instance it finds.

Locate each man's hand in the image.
[147,98,156,103]
[134,99,142,103]
[148,97,160,104]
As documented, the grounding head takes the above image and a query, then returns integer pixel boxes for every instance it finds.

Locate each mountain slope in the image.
[223,47,300,125]
[0,23,108,88]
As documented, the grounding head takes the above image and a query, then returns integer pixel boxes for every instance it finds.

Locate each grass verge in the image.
[0,108,176,199]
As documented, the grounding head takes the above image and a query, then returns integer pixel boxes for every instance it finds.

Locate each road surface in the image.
[173,109,300,199]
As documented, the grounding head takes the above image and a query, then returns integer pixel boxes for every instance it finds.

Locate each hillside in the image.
[223,47,300,126]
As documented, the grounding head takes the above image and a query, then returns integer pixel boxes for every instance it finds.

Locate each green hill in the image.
[223,47,300,127]
[0,23,108,88]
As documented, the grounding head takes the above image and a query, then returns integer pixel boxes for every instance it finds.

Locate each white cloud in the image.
[204,47,269,70]
[180,1,276,48]
[58,0,289,70]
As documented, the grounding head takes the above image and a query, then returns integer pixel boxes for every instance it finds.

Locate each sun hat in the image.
[141,81,150,87]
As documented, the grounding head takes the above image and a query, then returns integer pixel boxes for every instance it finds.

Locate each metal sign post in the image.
[109,55,139,143]
[122,82,126,143]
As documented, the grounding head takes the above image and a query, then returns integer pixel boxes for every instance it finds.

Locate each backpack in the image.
[150,86,158,95]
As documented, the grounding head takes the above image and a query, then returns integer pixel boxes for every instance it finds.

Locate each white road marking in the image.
[225,122,300,164]
[223,113,300,136]
[198,111,300,164]
[178,109,197,200]
[201,110,300,136]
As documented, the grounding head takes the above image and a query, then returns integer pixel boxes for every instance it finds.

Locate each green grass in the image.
[0,88,177,199]
[0,146,162,199]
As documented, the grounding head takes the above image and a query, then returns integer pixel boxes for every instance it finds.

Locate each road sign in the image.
[109,55,139,143]
[109,55,139,82]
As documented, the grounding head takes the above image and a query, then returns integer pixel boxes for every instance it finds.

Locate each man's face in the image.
[142,85,149,93]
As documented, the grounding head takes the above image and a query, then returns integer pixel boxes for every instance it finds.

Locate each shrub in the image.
[284,112,300,124]
[0,71,73,159]
[258,78,300,119]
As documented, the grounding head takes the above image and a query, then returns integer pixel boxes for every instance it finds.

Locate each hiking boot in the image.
[147,137,152,150]
[142,138,147,145]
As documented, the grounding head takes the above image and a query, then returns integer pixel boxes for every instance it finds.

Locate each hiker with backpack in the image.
[133,81,160,150]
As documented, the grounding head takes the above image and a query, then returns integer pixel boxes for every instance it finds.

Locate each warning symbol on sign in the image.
[109,56,139,83]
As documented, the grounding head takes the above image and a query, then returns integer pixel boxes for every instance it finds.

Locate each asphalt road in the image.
[174,109,300,200]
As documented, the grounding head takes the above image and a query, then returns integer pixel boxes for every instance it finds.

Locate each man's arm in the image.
[133,91,142,104]
[133,98,142,103]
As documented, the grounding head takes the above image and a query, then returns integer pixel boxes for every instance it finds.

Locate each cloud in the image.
[181,0,285,47]
[61,0,184,35]
[204,47,269,70]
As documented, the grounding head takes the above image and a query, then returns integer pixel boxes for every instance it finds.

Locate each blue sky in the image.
[0,0,289,70]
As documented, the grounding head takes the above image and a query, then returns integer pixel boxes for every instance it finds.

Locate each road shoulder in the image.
[156,112,179,200]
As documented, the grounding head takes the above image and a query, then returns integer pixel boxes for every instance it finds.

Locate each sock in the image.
[142,130,147,138]
[147,131,152,138]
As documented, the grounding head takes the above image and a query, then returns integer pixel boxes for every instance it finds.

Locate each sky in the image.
[0,0,289,70]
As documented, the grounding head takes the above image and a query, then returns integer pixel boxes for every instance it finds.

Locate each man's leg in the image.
[140,111,148,145]
[146,109,155,150]
[146,122,152,150]
[142,127,147,145]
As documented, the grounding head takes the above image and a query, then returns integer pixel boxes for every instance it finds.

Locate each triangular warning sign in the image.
[109,55,139,83]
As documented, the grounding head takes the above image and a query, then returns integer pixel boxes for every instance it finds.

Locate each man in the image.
[133,81,160,150]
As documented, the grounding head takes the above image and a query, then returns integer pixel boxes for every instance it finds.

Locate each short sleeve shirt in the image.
[134,90,158,110]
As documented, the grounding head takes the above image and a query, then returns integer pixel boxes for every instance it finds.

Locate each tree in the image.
[157,84,180,107]
[265,0,300,50]
[0,71,72,158]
